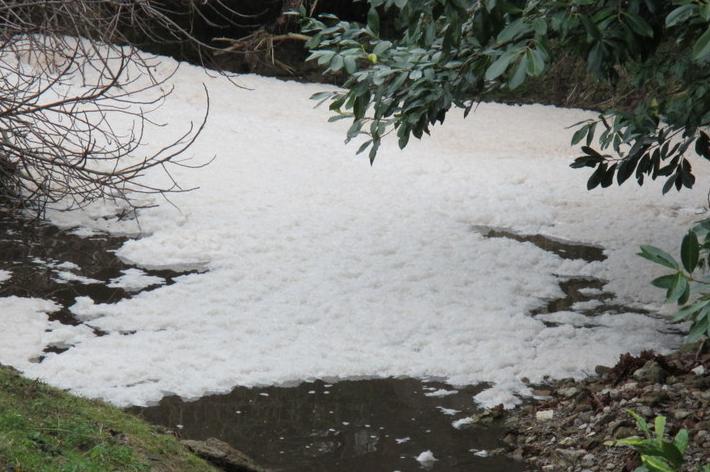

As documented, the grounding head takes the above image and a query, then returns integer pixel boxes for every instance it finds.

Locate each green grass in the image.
[0,366,217,472]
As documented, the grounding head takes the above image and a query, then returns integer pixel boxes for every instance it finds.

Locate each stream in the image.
[0,216,662,470]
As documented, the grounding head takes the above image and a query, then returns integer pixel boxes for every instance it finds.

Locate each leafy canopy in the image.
[300,0,710,193]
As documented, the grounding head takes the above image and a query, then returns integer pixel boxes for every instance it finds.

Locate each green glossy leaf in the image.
[485,51,517,81]
[665,4,696,27]
[651,274,675,289]
[638,246,679,270]
[624,12,654,38]
[330,54,344,72]
[667,274,689,304]
[496,20,531,44]
[672,301,708,322]
[526,48,545,76]
[641,455,675,472]
[673,429,688,454]
[654,416,666,443]
[571,126,589,146]
[681,231,700,273]
[693,26,710,62]
[509,55,528,89]
[343,55,357,74]
[368,8,380,36]
[687,316,709,342]
[372,41,391,56]
[627,410,650,436]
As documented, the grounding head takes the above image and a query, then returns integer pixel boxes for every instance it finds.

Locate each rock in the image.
[581,453,596,467]
[595,365,612,376]
[642,391,670,406]
[181,438,267,472]
[613,426,637,439]
[692,376,710,389]
[556,448,586,464]
[692,365,706,376]
[632,361,667,384]
[673,410,692,420]
[558,387,580,398]
[620,381,638,391]
[559,437,575,446]
[536,410,555,421]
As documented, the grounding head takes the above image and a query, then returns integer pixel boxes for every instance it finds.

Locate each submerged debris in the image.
[181,438,268,472]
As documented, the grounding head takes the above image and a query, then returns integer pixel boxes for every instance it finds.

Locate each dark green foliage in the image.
[640,219,710,342]
[298,0,710,192]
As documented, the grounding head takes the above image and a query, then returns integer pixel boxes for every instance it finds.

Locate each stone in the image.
[632,361,667,384]
[559,437,575,446]
[556,448,586,464]
[581,453,596,467]
[536,410,555,421]
[692,365,706,376]
[558,387,580,398]
[181,438,268,472]
[613,426,637,439]
[673,410,692,420]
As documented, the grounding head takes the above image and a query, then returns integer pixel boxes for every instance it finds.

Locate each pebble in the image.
[536,410,555,421]
[581,453,596,467]
[558,387,580,398]
[556,448,586,463]
[632,360,668,384]
[501,344,710,471]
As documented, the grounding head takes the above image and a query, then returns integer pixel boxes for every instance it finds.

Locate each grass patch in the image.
[0,365,217,471]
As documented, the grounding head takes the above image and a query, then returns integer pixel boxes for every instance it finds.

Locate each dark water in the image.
[131,379,520,471]
[0,217,186,351]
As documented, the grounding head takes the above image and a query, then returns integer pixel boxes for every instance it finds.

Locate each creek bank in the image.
[0,365,218,471]
[462,343,710,471]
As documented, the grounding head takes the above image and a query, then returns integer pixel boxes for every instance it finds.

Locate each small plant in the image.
[606,410,709,472]
[639,220,710,342]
